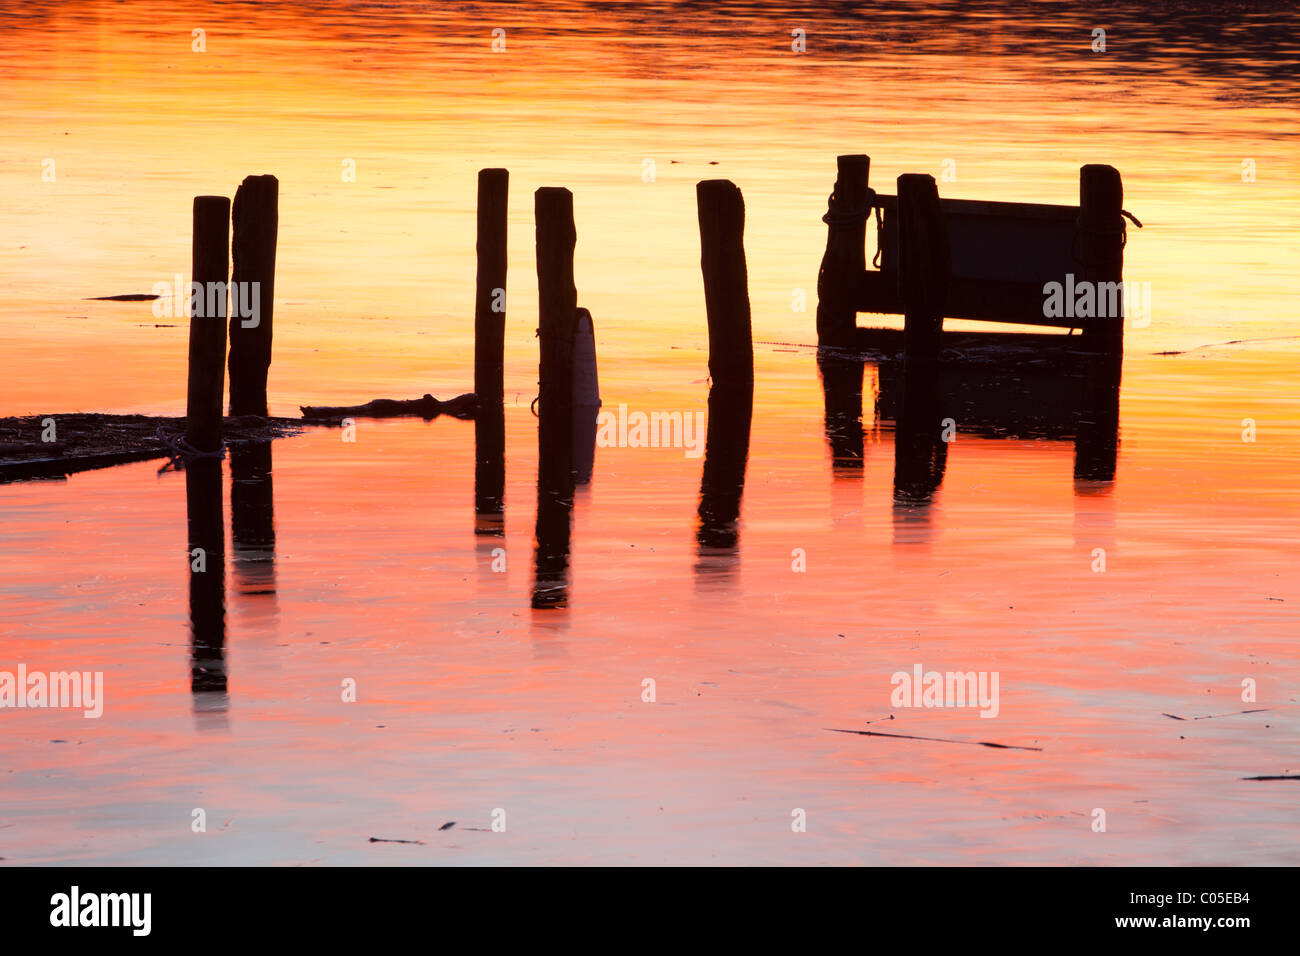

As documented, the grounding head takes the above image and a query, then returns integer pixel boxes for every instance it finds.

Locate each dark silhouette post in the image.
[186,196,230,453]
[697,180,754,391]
[1078,164,1125,357]
[816,154,871,351]
[475,168,509,402]
[474,169,509,534]
[897,174,950,364]
[186,456,227,697]
[532,187,578,608]
[228,175,278,417]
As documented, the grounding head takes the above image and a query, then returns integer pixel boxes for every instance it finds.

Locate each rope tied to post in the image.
[1073,208,1143,265]
[822,185,876,226]
[155,426,226,473]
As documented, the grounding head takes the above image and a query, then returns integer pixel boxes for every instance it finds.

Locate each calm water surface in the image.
[1,1,1297,864]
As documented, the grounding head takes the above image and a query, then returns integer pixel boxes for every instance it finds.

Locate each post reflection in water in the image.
[185,456,227,717]
[891,364,948,545]
[532,403,574,610]
[695,382,753,586]
[229,442,277,629]
[474,402,506,537]
[1074,352,1123,491]
[818,351,867,477]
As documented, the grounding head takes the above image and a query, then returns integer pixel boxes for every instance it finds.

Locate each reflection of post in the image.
[697,385,752,554]
[186,457,226,698]
[475,403,506,536]
[819,352,867,475]
[1074,352,1122,488]
[230,442,276,605]
[532,188,578,609]
[893,365,948,505]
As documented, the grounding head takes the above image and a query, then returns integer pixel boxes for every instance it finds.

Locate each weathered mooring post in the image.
[816,154,871,351]
[695,179,754,573]
[532,187,578,608]
[1078,164,1125,357]
[474,168,509,534]
[186,196,231,453]
[475,168,509,403]
[228,175,278,417]
[697,179,754,391]
[897,173,951,363]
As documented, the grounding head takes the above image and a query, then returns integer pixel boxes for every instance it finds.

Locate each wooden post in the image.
[897,174,950,363]
[474,169,509,535]
[186,196,231,453]
[532,187,579,608]
[228,175,277,417]
[815,154,870,350]
[696,179,754,390]
[535,187,579,471]
[475,168,509,403]
[1078,164,1125,356]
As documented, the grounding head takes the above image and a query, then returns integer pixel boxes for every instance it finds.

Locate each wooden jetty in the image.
[816,154,1136,360]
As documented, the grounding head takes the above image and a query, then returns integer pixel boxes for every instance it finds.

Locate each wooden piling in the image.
[696,179,754,390]
[228,175,277,417]
[186,196,231,453]
[897,174,951,363]
[475,168,509,404]
[532,187,579,608]
[815,154,871,350]
[473,169,510,534]
[535,187,579,464]
[1078,164,1125,356]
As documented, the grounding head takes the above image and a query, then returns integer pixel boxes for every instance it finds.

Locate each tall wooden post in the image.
[696,179,754,391]
[532,187,578,608]
[897,174,950,363]
[475,168,509,403]
[815,154,870,351]
[1078,164,1125,357]
[186,196,231,453]
[535,187,579,469]
[474,169,509,534]
[228,175,277,417]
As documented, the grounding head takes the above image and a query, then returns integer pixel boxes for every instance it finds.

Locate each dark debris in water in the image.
[0,413,304,483]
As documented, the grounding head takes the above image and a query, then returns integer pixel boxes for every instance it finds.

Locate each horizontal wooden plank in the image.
[878,198,1080,284]
[873,194,1078,222]
[854,269,1084,328]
